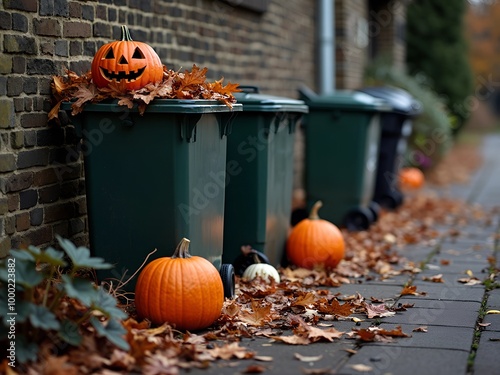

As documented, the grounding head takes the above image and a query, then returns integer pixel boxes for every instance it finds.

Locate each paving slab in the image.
[487,289,500,309]
[473,331,500,375]
[381,302,480,328]
[482,313,500,331]
[330,283,405,302]
[400,283,485,303]
[364,323,475,351]
[180,335,354,375]
[337,346,469,375]
[396,298,481,312]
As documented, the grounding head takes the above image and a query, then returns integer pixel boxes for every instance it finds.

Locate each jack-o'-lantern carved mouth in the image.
[99,66,146,82]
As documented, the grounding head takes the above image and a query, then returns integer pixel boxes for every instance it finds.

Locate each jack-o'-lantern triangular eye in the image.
[105,48,115,59]
[132,47,145,59]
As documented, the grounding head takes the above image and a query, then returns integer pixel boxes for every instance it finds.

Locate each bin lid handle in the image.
[238,85,260,94]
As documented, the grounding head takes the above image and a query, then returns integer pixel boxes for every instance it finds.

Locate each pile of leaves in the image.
[49,65,241,121]
[3,190,495,375]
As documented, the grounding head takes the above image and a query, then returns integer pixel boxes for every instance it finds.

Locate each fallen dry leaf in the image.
[422,274,444,283]
[242,364,266,373]
[349,363,373,372]
[413,326,428,332]
[364,303,396,318]
[294,353,323,362]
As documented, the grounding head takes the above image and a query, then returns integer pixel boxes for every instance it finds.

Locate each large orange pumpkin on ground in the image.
[134,238,224,331]
[286,201,345,270]
[91,25,163,90]
[399,167,425,190]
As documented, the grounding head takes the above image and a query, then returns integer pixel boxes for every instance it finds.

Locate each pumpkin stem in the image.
[172,238,192,259]
[120,25,133,41]
[309,200,323,220]
[252,252,261,264]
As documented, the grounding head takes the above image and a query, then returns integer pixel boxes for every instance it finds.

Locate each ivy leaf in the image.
[15,259,44,288]
[31,246,67,268]
[29,305,60,330]
[9,249,36,261]
[62,275,99,307]
[91,287,128,320]
[16,335,39,364]
[90,317,129,351]
[58,319,83,346]
[56,235,113,270]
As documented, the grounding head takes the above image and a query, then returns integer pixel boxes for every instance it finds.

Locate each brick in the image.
[17,148,50,169]
[0,172,33,194]
[69,217,85,235]
[13,226,53,248]
[55,40,68,57]
[44,201,75,223]
[96,5,107,20]
[7,194,18,211]
[12,13,28,32]
[19,189,38,209]
[21,113,48,128]
[24,130,36,146]
[93,22,112,38]
[69,41,83,55]
[75,197,87,215]
[37,127,65,146]
[4,35,37,54]
[108,8,117,22]
[0,77,6,95]
[60,180,80,199]
[82,5,94,21]
[16,212,30,231]
[0,197,7,214]
[7,76,23,96]
[12,56,25,74]
[39,184,61,203]
[0,100,14,129]
[33,167,59,186]
[34,19,60,37]
[4,215,15,235]
[69,2,81,17]
[0,237,11,258]
[69,60,91,75]
[14,98,24,112]
[30,207,43,226]
[3,0,37,12]
[10,131,24,148]
[23,77,37,94]
[0,55,12,74]
[54,0,69,16]
[39,78,52,95]
[41,41,55,55]
[63,21,92,38]
[53,221,69,238]
[39,0,54,15]
[0,154,16,172]
[0,12,11,30]
[27,58,56,75]
[83,41,96,56]
[23,98,32,113]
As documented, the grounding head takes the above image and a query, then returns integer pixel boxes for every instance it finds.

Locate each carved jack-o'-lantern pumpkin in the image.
[91,25,163,90]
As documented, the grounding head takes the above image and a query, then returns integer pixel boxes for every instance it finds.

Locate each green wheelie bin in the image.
[222,87,308,272]
[62,99,242,296]
[298,86,390,231]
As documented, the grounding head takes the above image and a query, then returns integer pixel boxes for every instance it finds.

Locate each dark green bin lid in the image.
[298,86,390,112]
[61,99,242,113]
[234,86,309,113]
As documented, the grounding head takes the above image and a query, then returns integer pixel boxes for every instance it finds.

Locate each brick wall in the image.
[0,0,317,256]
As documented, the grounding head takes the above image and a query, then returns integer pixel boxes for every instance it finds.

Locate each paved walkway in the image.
[183,133,500,375]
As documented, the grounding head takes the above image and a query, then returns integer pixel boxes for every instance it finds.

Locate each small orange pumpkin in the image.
[399,167,425,190]
[91,25,163,90]
[286,201,345,270]
[134,238,224,331]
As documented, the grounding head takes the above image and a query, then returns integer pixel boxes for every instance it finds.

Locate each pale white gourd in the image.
[242,261,280,283]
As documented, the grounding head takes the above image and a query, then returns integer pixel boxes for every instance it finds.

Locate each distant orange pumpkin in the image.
[399,167,425,190]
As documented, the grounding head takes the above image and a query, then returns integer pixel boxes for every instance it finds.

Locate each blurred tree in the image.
[406,0,474,134]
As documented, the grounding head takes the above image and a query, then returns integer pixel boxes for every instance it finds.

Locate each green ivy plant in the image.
[0,236,129,364]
